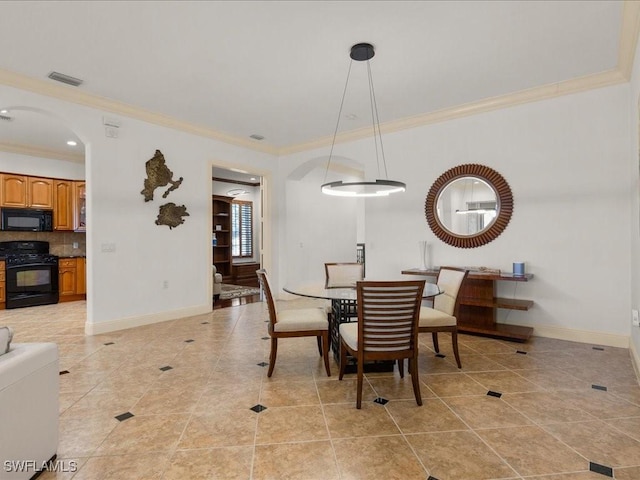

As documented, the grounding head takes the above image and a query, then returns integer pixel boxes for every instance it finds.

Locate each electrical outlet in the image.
[163,280,169,290]
[633,309,639,327]
[100,243,116,253]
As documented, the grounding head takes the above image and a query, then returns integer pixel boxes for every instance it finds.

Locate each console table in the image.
[401,268,534,342]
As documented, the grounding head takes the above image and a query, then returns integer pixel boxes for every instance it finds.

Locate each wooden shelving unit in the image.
[402,267,534,342]
[212,195,233,281]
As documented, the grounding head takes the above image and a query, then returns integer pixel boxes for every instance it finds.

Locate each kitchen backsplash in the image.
[0,231,86,257]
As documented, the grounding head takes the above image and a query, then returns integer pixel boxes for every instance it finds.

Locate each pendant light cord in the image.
[367,60,388,180]
[323,60,353,183]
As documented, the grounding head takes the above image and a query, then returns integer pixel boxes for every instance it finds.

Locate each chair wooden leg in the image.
[451,328,462,368]
[322,331,331,377]
[410,357,423,406]
[356,357,364,409]
[316,336,322,356]
[339,340,347,380]
[432,332,440,353]
[397,358,404,378]
[267,337,278,377]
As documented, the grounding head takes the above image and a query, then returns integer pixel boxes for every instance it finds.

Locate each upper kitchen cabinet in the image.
[0,174,54,208]
[73,181,86,231]
[28,176,54,208]
[54,180,73,231]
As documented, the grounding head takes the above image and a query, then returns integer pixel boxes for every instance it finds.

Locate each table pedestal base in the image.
[329,299,394,373]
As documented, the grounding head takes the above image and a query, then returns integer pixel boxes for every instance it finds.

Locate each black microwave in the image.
[0,208,53,232]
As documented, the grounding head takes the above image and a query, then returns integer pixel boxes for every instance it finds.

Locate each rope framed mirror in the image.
[425,164,513,248]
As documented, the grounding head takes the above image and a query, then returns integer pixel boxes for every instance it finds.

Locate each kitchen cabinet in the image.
[76,257,86,295]
[28,177,54,208]
[0,261,5,306]
[53,180,73,231]
[73,181,86,231]
[0,174,54,208]
[58,257,86,302]
[1,174,28,207]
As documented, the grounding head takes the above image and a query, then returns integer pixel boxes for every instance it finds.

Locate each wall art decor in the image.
[155,202,189,229]
[141,149,183,202]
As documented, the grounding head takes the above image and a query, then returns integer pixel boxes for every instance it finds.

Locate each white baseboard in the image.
[631,339,640,382]
[84,304,212,335]
[508,323,630,348]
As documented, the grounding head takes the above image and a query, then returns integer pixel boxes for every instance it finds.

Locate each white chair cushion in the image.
[274,308,328,332]
[339,322,358,350]
[419,307,457,327]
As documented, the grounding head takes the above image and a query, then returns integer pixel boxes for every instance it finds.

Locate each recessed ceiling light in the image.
[250,177,257,181]
[66,140,77,146]
[0,109,8,114]
[249,134,264,141]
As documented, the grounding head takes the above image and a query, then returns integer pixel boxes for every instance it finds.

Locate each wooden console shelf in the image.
[401,267,534,342]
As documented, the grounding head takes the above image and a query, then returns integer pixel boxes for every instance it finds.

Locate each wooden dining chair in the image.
[256,269,331,378]
[338,280,425,409]
[419,267,469,368]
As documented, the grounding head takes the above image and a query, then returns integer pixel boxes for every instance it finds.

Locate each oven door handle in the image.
[6,262,58,269]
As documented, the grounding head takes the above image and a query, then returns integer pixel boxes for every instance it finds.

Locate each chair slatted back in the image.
[256,269,277,331]
[325,262,364,288]
[433,267,468,316]
[356,280,425,355]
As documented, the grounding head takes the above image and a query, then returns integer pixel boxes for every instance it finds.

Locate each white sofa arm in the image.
[0,343,59,479]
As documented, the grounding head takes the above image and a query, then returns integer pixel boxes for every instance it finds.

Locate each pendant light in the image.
[321,43,406,197]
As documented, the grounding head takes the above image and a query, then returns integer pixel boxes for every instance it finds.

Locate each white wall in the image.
[628,35,640,367]
[280,84,632,343]
[0,84,276,334]
[1,73,636,347]
[0,151,85,180]
[373,86,631,338]
[283,166,359,287]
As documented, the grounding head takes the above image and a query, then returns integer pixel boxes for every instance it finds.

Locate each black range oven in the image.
[0,241,59,309]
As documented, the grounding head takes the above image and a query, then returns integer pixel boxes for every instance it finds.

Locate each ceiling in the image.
[0,1,633,161]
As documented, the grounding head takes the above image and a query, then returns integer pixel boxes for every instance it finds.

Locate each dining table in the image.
[283,281,442,372]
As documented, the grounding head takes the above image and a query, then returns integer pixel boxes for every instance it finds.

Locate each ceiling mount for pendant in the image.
[350,43,375,62]
[321,42,406,198]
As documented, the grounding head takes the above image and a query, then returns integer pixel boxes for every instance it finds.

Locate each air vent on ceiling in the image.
[249,134,265,141]
[0,114,12,121]
[47,71,83,87]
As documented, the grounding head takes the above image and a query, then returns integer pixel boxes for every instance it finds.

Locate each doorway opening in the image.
[212,166,264,308]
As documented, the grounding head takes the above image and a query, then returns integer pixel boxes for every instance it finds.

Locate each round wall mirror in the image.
[425,164,513,248]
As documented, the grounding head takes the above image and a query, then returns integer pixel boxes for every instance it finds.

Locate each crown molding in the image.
[278,69,627,156]
[0,68,279,156]
[0,141,84,163]
[618,0,640,80]
[0,2,637,159]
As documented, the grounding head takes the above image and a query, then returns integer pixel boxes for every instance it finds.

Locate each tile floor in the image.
[3,299,640,480]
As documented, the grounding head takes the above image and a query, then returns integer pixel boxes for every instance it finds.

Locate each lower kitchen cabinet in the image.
[58,257,86,302]
[0,261,5,307]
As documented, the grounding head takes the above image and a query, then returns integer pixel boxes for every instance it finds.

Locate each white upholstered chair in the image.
[256,269,331,377]
[212,264,223,302]
[339,280,425,409]
[419,267,468,368]
[324,262,364,288]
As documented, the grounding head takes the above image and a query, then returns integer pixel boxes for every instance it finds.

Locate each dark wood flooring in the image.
[213,293,262,310]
